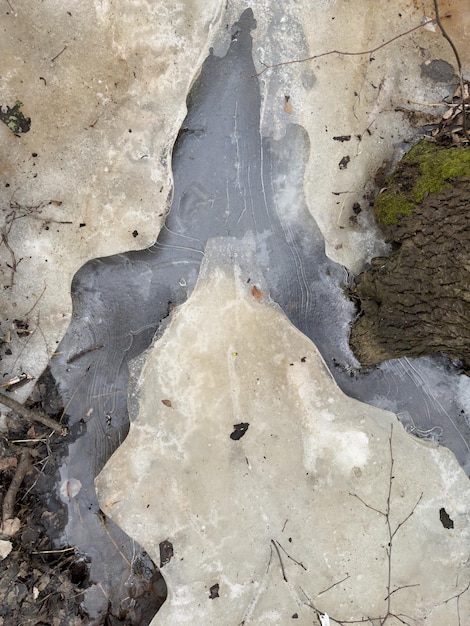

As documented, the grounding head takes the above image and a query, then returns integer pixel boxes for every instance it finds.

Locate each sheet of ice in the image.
[96,237,470,625]
[44,9,470,619]
[3,2,469,621]
[2,0,468,398]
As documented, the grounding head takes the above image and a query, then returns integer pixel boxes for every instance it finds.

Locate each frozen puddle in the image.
[97,237,470,625]
[46,8,470,624]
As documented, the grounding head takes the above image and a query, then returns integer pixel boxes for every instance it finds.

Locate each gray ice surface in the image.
[49,7,470,622]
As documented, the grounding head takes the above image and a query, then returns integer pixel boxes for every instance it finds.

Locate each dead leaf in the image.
[1,517,21,537]
[442,106,456,120]
[161,399,172,408]
[251,285,263,299]
[0,457,17,472]
[283,95,292,114]
[339,155,350,170]
[159,540,174,567]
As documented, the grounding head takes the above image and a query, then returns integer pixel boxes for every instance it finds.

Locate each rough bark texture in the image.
[349,175,470,372]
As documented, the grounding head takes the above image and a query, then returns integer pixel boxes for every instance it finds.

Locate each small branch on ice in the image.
[253,16,444,78]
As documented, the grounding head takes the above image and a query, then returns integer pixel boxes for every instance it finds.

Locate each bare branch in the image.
[275,540,307,571]
[271,539,287,582]
[254,17,440,77]
[317,574,350,597]
[22,283,46,317]
[0,391,66,434]
[385,583,420,602]
[348,492,385,517]
[2,448,31,523]
[391,492,423,540]
[432,0,469,141]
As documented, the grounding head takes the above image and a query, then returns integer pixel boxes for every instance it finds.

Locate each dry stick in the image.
[442,581,470,626]
[98,511,132,569]
[254,17,442,77]
[433,0,469,141]
[22,283,46,317]
[51,45,67,62]
[0,390,66,434]
[275,539,307,570]
[32,546,76,555]
[1,228,18,288]
[2,449,31,523]
[317,574,351,597]
[340,425,423,625]
[271,538,288,582]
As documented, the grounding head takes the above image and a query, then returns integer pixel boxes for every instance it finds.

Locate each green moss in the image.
[374,141,470,225]
[375,193,414,226]
[0,100,31,134]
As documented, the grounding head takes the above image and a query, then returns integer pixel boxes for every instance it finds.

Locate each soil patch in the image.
[0,369,164,625]
[0,370,88,625]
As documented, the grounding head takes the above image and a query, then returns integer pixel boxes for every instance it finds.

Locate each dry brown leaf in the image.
[0,457,17,472]
[251,285,263,299]
[161,399,172,408]
[442,106,456,120]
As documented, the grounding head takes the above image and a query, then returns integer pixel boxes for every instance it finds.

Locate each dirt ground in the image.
[0,369,90,626]
[0,375,164,626]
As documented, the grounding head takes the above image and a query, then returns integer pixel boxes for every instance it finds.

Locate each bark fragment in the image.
[349,157,470,372]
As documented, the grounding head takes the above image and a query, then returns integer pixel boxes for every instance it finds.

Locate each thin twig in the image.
[433,0,469,141]
[385,583,420,601]
[51,45,67,62]
[348,492,384,516]
[2,449,31,523]
[391,492,423,540]
[317,574,351,596]
[0,390,66,434]
[271,539,287,582]
[254,17,440,77]
[32,546,76,555]
[22,283,46,317]
[1,228,18,287]
[67,343,104,364]
[275,540,307,570]
[343,424,424,625]
[442,581,470,626]
[98,511,132,569]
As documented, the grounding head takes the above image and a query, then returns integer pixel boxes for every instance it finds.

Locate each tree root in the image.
[2,449,32,526]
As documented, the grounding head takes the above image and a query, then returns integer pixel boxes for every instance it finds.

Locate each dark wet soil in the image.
[0,371,88,625]
[0,369,164,626]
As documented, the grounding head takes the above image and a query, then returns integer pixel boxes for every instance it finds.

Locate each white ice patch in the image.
[290,361,370,474]
[59,478,82,501]
[302,422,370,474]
